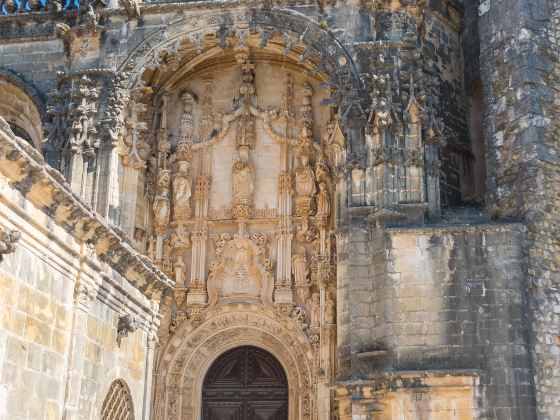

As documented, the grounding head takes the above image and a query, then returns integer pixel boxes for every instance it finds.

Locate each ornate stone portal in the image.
[143,40,339,419]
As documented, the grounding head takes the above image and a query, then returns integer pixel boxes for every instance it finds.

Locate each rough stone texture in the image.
[337,218,535,418]
[478,0,560,418]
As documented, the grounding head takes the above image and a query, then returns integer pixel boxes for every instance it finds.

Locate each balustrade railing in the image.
[0,0,82,15]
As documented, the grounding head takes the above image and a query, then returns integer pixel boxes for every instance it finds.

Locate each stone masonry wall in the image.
[385,224,535,419]
[0,123,163,420]
[0,195,78,420]
[338,220,535,419]
[478,0,560,418]
[80,295,152,419]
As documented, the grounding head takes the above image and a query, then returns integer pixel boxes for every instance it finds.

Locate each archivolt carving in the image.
[118,10,363,105]
[156,306,314,420]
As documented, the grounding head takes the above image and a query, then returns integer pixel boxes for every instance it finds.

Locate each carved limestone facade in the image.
[0,0,550,418]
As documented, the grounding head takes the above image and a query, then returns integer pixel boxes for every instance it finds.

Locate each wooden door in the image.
[202,346,288,420]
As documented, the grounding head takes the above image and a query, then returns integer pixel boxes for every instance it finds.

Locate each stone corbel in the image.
[117,313,139,343]
[0,225,21,263]
[73,277,99,311]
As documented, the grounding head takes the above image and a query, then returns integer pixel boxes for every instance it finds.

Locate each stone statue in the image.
[295,154,316,198]
[310,292,320,328]
[153,170,171,235]
[315,149,331,184]
[316,182,331,217]
[153,193,170,232]
[172,161,192,207]
[147,236,156,260]
[291,246,309,286]
[232,157,254,201]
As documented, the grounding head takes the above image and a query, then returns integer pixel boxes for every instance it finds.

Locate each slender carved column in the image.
[275,171,294,303]
[121,97,149,237]
[187,175,210,308]
[142,325,159,420]
[170,91,195,293]
[62,268,98,420]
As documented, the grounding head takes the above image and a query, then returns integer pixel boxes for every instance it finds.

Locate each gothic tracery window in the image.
[101,379,135,420]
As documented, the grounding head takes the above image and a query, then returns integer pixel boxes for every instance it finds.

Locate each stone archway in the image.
[154,305,315,420]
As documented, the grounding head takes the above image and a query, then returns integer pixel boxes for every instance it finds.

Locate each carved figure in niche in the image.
[316,182,331,218]
[153,170,171,235]
[147,236,156,260]
[153,195,170,230]
[240,66,255,100]
[162,240,173,273]
[315,149,331,185]
[233,241,252,277]
[173,162,192,208]
[292,246,309,286]
[232,157,254,201]
[310,292,320,328]
[295,154,316,198]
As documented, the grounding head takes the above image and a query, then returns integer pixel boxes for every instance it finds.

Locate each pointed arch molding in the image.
[118,9,363,103]
[155,304,315,420]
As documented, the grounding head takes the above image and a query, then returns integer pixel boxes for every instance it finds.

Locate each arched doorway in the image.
[202,346,288,419]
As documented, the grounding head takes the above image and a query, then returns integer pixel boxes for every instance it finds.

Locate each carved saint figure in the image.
[295,154,316,198]
[153,191,170,222]
[291,246,309,286]
[310,292,320,328]
[172,161,192,208]
[153,170,171,234]
[232,157,254,201]
[316,182,331,217]
[162,240,172,263]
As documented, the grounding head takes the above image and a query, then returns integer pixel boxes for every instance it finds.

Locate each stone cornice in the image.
[385,220,524,236]
[334,368,482,392]
[0,117,173,299]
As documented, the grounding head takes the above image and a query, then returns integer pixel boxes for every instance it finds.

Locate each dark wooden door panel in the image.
[203,400,244,420]
[246,400,288,420]
[202,346,288,420]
